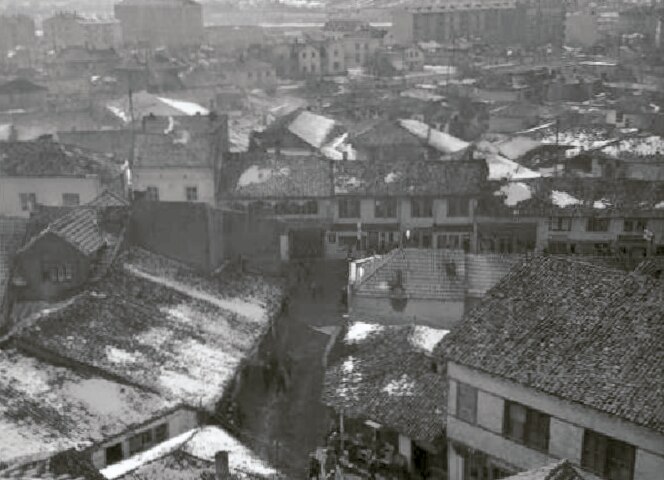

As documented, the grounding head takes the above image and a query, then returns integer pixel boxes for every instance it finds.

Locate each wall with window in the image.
[0,176,102,217]
[14,233,93,302]
[132,167,215,206]
[434,198,475,224]
[446,361,664,480]
[91,407,198,469]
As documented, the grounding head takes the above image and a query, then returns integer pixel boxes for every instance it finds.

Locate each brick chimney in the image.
[215,451,230,480]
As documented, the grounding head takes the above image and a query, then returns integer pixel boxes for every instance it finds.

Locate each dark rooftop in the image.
[0,78,47,95]
[440,256,664,434]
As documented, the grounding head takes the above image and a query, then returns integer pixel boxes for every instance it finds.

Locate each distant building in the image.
[0,14,35,55]
[0,77,47,112]
[114,0,204,47]
[441,256,664,480]
[205,25,266,51]
[42,11,122,51]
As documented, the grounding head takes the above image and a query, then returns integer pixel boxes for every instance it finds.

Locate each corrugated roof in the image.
[440,256,664,434]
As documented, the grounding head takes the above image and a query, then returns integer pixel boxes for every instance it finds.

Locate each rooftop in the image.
[354,249,466,301]
[16,248,283,411]
[106,92,208,124]
[109,426,278,479]
[18,208,104,257]
[225,155,333,199]
[0,348,174,466]
[501,460,584,480]
[333,159,486,196]
[0,78,46,95]
[323,322,448,444]
[0,140,122,180]
[440,256,664,434]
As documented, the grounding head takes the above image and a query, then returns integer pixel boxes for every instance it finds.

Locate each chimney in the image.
[215,451,230,480]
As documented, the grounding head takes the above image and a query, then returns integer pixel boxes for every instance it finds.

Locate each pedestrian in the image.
[308,454,321,480]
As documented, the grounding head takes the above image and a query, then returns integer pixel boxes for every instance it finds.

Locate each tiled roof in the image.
[86,190,129,207]
[355,249,466,301]
[226,155,333,198]
[0,140,122,179]
[0,348,174,466]
[502,461,583,480]
[16,248,283,411]
[0,78,47,95]
[19,208,104,257]
[440,256,664,434]
[333,159,486,196]
[351,120,423,148]
[134,133,212,168]
[323,323,447,444]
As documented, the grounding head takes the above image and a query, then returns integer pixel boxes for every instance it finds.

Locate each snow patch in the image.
[399,118,469,153]
[383,374,415,396]
[346,323,384,343]
[497,182,533,207]
[656,201,664,209]
[105,346,140,364]
[237,165,290,188]
[156,96,208,116]
[594,198,611,209]
[551,190,582,208]
[385,172,399,184]
[409,326,449,353]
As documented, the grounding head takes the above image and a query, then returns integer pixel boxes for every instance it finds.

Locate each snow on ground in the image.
[346,322,384,343]
[409,326,449,353]
[382,374,415,396]
[125,265,267,323]
[497,182,533,207]
[399,118,469,153]
[551,190,582,208]
[156,97,209,116]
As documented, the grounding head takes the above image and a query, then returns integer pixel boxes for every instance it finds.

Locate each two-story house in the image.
[330,159,486,257]
[0,139,124,217]
[132,113,228,205]
[439,256,664,480]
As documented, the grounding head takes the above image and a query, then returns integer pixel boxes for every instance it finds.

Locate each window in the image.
[42,262,73,283]
[548,241,568,254]
[448,198,470,217]
[374,198,397,218]
[582,430,635,480]
[503,401,550,452]
[185,186,198,202]
[19,193,37,211]
[128,429,153,455]
[327,232,337,243]
[456,382,478,424]
[338,198,360,218]
[154,423,169,443]
[549,217,571,231]
[587,217,609,232]
[62,193,80,206]
[105,443,123,465]
[146,186,159,201]
[411,198,433,218]
[624,218,647,233]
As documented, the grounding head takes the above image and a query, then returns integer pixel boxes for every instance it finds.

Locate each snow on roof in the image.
[237,165,290,188]
[398,119,469,154]
[400,88,444,102]
[497,182,533,207]
[603,136,664,158]
[594,198,611,209]
[106,92,208,123]
[320,133,357,161]
[409,326,449,353]
[551,190,582,208]
[346,322,384,343]
[497,136,542,160]
[156,97,209,116]
[288,110,336,149]
[382,374,415,397]
[385,172,399,183]
[0,348,174,466]
[486,155,541,181]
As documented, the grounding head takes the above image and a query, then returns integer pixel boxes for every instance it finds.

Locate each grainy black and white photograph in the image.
[0,0,662,479]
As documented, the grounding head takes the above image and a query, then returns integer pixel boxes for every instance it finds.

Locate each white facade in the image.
[132,167,216,205]
[0,176,102,217]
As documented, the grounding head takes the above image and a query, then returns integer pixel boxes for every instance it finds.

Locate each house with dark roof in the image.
[0,78,47,112]
[322,321,448,478]
[0,216,28,330]
[439,256,664,480]
[0,139,124,217]
[12,208,108,301]
[132,113,228,205]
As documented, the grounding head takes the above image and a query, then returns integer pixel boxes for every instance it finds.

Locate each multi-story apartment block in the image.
[440,255,664,480]
[43,12,122,51]
[114,0,204,47]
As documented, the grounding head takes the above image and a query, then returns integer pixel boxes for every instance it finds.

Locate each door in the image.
[289,228,324,259]
[105,443,123,465]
